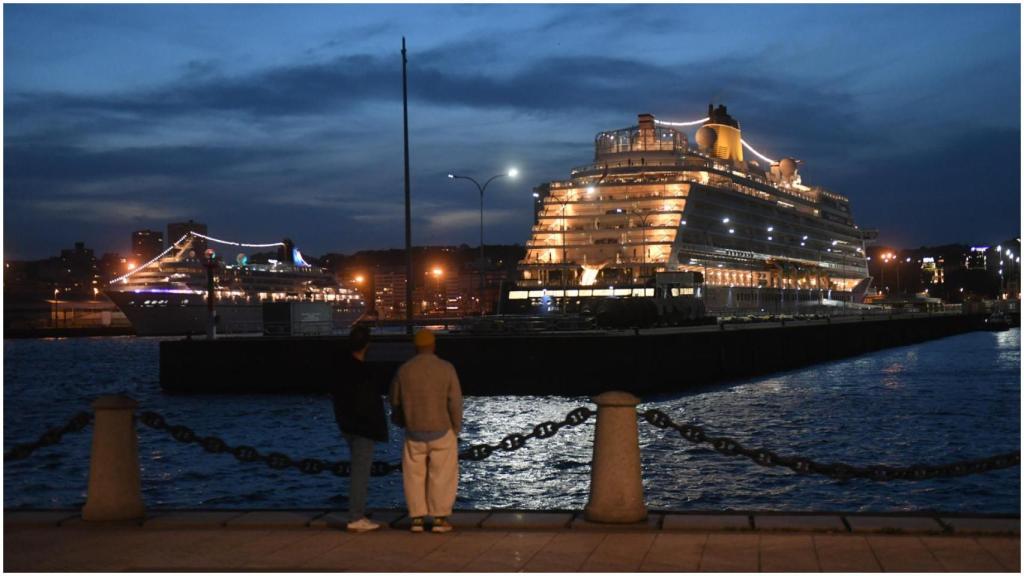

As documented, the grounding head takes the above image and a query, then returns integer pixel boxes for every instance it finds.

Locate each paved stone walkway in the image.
[4,510,1019,572]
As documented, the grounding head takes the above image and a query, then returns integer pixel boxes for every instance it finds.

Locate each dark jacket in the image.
[330,355,388,442]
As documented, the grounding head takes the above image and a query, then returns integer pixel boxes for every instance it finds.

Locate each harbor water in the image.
[4,329,1020,513]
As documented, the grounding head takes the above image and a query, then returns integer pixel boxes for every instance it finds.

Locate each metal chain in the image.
[138,406,595,476]
[459,406,595,461]
[640,408,1021,481]
[138,411,400,477]
[5,411,92,461]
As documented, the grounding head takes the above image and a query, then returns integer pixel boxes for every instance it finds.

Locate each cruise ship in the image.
[513,104,871,314]
[105,232,363,335]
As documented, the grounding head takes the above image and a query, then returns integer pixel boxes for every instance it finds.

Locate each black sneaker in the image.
[410,516,425,533]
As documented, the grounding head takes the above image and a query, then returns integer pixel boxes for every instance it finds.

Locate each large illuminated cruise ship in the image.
[514,104,871,314]
[105,232,363,335]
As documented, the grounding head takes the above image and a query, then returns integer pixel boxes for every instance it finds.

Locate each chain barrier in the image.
[5,411,93,461]
[458,406,595,461]
[138,411,400,477]
[139,406,594,477]
[640,408,1021,481]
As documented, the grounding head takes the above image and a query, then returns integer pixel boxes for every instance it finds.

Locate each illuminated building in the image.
[167,220,208,254]
[920,257,943,286]
[515,104,870,312]
[967,246,989,270]
[131,229,164,262]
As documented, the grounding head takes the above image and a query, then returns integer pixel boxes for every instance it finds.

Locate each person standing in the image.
[330,324,389,532]
[389,329,463,533]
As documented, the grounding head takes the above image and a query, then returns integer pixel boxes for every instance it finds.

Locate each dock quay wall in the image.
[160,313,987,395]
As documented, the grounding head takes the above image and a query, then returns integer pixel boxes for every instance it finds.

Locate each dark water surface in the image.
[4,329,1020,512]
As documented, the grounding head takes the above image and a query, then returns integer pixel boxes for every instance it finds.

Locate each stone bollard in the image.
[584,391,646,523]
[82,396,145,522]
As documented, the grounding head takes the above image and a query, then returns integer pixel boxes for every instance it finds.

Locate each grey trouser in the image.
[344,434,376,520]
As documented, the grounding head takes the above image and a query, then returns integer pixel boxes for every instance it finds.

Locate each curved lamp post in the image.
[448,168,518,314]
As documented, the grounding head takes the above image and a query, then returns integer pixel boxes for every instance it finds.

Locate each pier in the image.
[5,509,1019,572]
[161,310,987,394]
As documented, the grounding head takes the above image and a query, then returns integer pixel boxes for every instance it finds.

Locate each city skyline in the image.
[5,4,1021,260]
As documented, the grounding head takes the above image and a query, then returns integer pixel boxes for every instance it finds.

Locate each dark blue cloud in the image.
[2,4,1019,259]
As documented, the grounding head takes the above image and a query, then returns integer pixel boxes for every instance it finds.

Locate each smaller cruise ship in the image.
[105,232,363,336]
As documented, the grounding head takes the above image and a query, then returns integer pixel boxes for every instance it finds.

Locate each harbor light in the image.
[722,217,730,224]
[532,192,540,198]
[447,173,455,179]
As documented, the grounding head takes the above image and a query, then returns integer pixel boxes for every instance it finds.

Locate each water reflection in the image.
[4,329,1020,512]
[881,361,904,389]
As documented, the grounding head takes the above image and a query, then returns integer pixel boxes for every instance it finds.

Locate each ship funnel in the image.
[279,238,295,264]
[703,103,743,163]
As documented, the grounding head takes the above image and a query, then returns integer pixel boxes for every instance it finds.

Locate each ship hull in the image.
[106,290,365,336]
[105,290,263,336]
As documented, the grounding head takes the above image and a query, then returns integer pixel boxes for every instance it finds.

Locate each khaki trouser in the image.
[401,429,458,518]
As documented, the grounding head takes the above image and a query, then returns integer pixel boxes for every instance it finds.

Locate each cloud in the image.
[426,208,517,232]
[28,198,186,223]
[6,44,866,144]
[5,142,295,184]
[832,127,1021,246]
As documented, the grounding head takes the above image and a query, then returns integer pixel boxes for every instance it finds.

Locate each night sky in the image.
[4,4,1020,260]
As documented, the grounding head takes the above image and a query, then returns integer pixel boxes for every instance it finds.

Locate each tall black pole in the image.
[402,37,413,335]
[479,188,484,314]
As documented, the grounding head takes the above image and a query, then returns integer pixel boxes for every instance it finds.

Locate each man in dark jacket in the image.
[330,324,389,532]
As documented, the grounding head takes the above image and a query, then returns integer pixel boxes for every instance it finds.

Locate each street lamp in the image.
[879,252,896,295]
[633,210,653,284]
[423,267,444,314]
[448,168,519,314]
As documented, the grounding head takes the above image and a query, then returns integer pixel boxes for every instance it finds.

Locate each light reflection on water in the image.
[4,329,1020,512]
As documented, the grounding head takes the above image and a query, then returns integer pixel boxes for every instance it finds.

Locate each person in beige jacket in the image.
[389,329,463,533]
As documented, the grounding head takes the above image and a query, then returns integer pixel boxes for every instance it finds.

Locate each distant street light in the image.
[447,168,519,314]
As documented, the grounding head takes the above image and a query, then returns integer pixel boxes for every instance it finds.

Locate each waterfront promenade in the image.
[5,509,1019,572]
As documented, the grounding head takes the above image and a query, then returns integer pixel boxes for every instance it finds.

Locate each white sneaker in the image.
[346,517,381,533]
